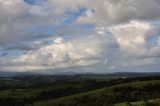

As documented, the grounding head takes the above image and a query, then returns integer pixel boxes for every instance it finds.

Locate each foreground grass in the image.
[33,80,160,106]
[115,99,160,106]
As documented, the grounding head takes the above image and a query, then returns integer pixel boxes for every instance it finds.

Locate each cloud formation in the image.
[72,0,160,25]
[0,0,59,45]
[1,36,103,71]
[44,0,160,25]
[0,0,160,73]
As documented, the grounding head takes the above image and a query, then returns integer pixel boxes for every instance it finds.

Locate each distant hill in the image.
[0,71,159,77]
[103,72,160,77]
[0,71,40,77]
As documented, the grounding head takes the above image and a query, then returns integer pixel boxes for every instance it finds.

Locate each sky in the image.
[0,0,160,73]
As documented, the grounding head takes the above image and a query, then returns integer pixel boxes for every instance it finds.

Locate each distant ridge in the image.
[0,71,40,77]
[0,71,160,77]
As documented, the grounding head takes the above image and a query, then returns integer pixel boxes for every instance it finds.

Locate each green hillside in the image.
[33,80,160,106]
[0,75,159,106]
[115,99,160,106]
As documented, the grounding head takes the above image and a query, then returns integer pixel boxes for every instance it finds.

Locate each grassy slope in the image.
[0,83,80,98]
[33,80,160,106]
[115,99,160,106]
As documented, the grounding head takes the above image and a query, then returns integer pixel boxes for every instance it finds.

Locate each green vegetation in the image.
[115,99,160,106]
[33,80,160,106]
[0,74,159,106]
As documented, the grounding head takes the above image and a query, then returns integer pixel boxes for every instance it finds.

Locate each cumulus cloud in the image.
[46,0,160,25]
[0,0,60,45]
[0,0,160,72]
[2,20,160,72]
[76,0,160,25]
[106,20,160,69]
[1,36,102,71]
[109,21,155,53]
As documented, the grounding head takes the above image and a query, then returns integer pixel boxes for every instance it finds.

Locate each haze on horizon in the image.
[0,0,160,73]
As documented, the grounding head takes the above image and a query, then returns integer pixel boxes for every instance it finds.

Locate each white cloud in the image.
[4,36,103,71]
[107,20,160,69]
[1,20,160,72]
[0,0,60,45]
[76,0,160,25]
[109,21,155,53]
[0,0,160,73]
[54,37,64,44]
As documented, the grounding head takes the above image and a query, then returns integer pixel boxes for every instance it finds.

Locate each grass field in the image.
[115,99,160,106]
[33,80,160,106]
